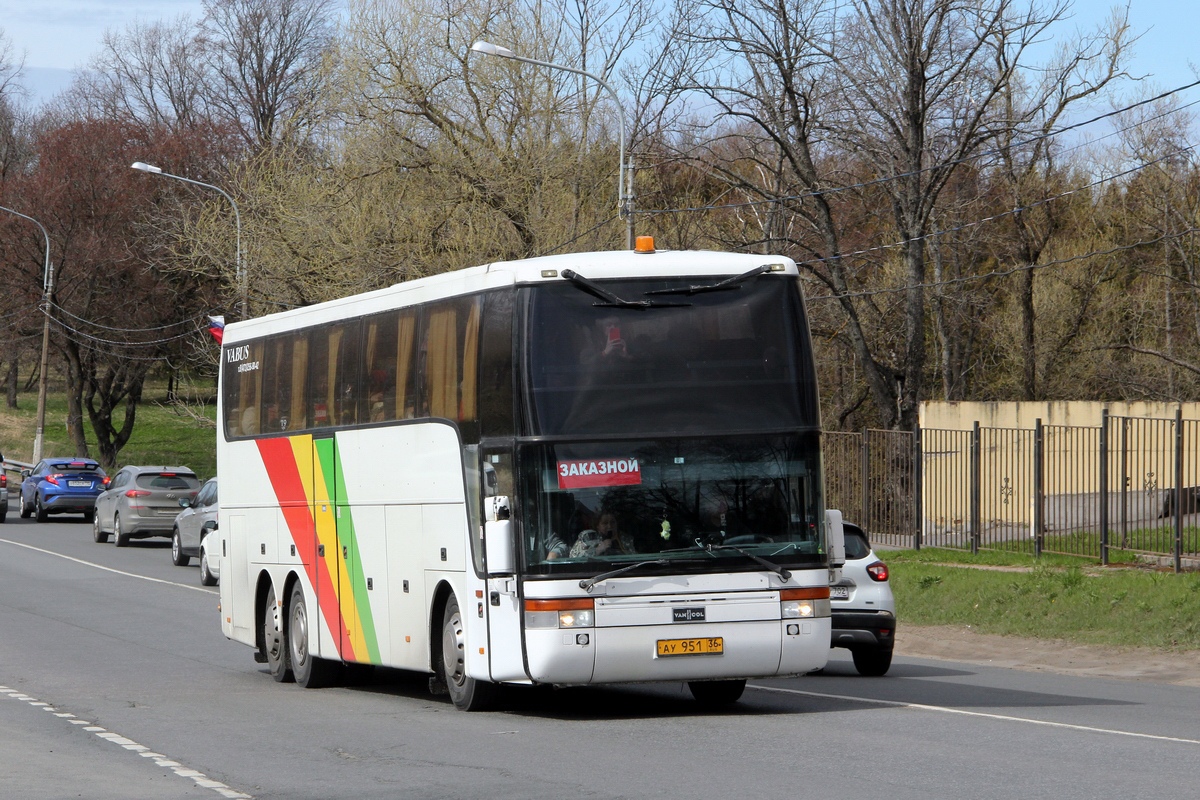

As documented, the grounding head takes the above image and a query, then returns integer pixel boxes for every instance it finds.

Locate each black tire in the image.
[289,582,337,688]
[199,548,217,586]
[171,529,190,566]
[35,496,48,523]
[20,496,32,519]
[92,513,110,543]
[262,583,293,682]
[113,513,129,547]
[83,509,94,523]
[439,594,496,711]
[851,646,893,677]
[687,679,747,706]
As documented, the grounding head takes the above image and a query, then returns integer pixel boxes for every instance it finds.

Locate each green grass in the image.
[890,553,1200,651]
[0,384,217,479]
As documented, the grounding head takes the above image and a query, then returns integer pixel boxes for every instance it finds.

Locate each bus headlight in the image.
[780,587,830,619]
[782,600,815,618]
[525,598,595,629]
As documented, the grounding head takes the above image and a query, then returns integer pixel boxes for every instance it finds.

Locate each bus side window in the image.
[308,331,332,427]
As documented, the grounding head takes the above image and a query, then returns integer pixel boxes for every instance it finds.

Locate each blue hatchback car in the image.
[20,458,109,523]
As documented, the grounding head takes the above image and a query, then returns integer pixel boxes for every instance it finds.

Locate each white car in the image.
[830,521,896,675]
[171,477,218,579]
[198,518,220,586]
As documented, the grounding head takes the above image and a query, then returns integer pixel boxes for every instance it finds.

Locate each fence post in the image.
[1120,417,1128,550]
[971,421,981,555]
[1034,418,1044,559]
[860,428,870,532]
[1099,409,1109,566]
[913,424,923,551]
[1175,408,1184,574]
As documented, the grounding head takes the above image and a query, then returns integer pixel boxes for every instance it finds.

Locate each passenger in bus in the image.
[569,510,627,557]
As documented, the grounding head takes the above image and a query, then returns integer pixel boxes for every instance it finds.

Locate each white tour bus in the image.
[214,240,845,710]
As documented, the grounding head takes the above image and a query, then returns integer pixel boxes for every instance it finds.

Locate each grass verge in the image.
[889,548,1200,651]
[0,387,217,479]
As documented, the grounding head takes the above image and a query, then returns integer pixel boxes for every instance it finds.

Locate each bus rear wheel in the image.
[439,595,496,711]
[289,583,338,688]
[262,584,292,683]
[688,679,746,706]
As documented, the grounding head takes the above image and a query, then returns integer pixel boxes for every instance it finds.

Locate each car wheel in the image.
[262,583,292,682]
[289,582,338,689]
[851,646,893,677]
[439,594,495,711]
[20,496,32,518]
[687,679,746,706]
[113,513,129,547]
[35,496,48,523]
[199,549,217,586]
[92,513,110,543]
[171,530,190,566]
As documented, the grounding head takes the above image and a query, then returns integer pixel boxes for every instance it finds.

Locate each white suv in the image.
[830,522,896,675]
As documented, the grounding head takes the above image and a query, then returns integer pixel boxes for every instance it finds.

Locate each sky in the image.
[1,0,1198,103]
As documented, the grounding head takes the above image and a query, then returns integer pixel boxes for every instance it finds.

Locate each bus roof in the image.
[223,248,799,343]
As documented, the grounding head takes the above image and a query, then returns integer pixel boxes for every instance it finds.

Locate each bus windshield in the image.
[519,434,826,576]
[524,275,818,436]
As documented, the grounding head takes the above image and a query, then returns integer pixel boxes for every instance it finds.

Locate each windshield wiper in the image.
[561,269,690,309]
[580,559,670,592]
[700,542,792,581]
[644,264,772,296]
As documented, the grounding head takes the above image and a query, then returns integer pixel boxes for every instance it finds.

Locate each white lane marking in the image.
[0,538,215,594]
[751,684,1200,746]
[1,686,253,798]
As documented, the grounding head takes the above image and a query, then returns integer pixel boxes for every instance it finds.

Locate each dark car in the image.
[830,521,896,676]
[19,458,109,522]
[94,466,201,547]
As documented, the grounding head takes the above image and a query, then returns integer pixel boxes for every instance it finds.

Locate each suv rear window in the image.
[137,474,200,490]
[843,526,871,560]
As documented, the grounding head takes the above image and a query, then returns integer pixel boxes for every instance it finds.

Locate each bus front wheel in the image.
[439,595,496,711]
[289,583,338,688]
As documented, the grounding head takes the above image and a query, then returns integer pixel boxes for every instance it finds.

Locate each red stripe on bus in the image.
[256,437,355,661]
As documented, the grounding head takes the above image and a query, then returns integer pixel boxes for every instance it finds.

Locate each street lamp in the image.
[469,40,635,249]
[131,162,246,318]
[0,205,55,463]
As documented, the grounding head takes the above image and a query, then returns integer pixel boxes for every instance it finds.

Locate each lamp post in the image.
[469,40,635,250]
[131,162,246,318]
[0,205,54,463]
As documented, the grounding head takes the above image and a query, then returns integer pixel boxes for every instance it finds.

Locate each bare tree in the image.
[73,17,210,132]
[200,0,337,149]
[669,0,1129,428]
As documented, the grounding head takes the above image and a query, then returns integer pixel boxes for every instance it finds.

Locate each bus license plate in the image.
[657,637,723,657]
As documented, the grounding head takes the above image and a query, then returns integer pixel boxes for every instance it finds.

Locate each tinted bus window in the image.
[479,290,514,438]
[421,296,481,441]
[524,276,818,436]
[364,308,420,422]
[223,340,264,438]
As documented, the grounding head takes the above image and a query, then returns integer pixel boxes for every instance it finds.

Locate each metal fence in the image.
[823,410,1200,571]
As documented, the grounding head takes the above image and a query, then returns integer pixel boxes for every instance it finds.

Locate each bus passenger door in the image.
[480,450,526,682]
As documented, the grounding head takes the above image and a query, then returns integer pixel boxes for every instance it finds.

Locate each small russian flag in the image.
[207,315,225,344]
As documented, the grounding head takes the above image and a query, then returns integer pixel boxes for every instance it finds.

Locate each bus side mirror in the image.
[825,508,846,569]
[485,496,514,574]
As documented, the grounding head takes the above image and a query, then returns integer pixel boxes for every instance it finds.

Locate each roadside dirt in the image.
[898,625,1200,686]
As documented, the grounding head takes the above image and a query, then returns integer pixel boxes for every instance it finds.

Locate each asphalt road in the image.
[1,507,1197,800]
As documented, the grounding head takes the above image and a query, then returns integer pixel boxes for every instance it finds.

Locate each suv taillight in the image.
[866,561,889,582]
[125,489,151,498]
